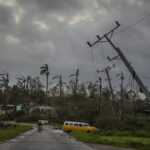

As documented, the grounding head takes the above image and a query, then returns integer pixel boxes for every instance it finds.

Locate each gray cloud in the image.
[0,0,150,91]
[18,0,82,11]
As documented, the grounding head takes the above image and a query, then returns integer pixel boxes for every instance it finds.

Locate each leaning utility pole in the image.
[87,21,150,101]
[96,77,102,111]
[106,68,114,104]
[120,72,124,101]
[97,66,115,107]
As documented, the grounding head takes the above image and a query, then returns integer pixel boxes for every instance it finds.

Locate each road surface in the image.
[0,125,95,150]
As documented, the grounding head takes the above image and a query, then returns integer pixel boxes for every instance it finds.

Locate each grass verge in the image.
[70,131,150,150]
[0,124,33,143]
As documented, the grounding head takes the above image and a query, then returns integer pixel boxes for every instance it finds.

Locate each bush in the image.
[95,114,150,131]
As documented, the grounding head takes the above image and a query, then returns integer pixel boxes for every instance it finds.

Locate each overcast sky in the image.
[0,0,150,91]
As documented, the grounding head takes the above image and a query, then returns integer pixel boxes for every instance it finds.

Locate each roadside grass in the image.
[0,124,33,143]
[70,131,150,150]
[46,122,150,150]
[95,130,150,138]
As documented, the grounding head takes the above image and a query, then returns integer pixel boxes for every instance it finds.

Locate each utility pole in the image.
[87,21,150,101]
[97,65,115,108]
[117,72,124,101]
[75,69,79,94]
[96,77,102,111]
[106,68,115,104]
[120,72,124,101]
[59,75,62,97]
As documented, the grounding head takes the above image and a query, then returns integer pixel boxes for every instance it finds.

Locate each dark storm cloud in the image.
[0,5,11,25]
[0,4,14,35]
[0,0,150,91]
[18,0,82,11]
[17,0,83,18]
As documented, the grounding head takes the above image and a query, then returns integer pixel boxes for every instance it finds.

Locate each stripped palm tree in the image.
[52,74,64,97]
[40,64,49,95]
[69,68,80,95]
[17,75,26,90]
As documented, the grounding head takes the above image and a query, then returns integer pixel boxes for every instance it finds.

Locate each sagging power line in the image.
[87,21,150,101]
[117,11,150,34]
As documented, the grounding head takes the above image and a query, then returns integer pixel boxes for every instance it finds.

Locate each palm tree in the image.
[69,68,80,95]
[52,74,64,97]
[40,64,49,95]
[17,75,26,90]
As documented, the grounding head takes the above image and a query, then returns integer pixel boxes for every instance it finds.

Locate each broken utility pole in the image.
[87,21,150,101]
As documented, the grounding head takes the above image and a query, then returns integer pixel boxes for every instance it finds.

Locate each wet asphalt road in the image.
[0,125,95,150]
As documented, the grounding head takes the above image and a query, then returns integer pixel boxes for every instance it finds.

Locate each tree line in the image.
[0,64,150,129]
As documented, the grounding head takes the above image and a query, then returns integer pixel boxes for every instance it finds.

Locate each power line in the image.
[90,47,97,77]
[140,75,150,80]
[117,12,150,34]
[100,43,107,67]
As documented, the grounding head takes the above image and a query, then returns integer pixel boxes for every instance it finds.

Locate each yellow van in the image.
[63,121,99,133]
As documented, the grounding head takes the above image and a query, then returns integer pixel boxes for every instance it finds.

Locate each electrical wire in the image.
[99,43,107,67]
[116,11,150,34]
[93,44,106,69]
[140,75,150,80]
[90,47,97,78]
[125,74,132,89]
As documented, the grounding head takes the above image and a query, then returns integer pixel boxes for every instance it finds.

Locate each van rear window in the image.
[65,123,68,125]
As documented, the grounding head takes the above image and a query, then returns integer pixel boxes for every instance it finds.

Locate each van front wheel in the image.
[87,130,90,133]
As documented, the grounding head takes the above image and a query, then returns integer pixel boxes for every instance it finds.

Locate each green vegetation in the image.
[95,129,150,138]
[0,66,150,150]
[0,124,32,143]
[70,131,150,150]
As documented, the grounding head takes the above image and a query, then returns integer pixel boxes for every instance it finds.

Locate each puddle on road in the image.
[52,130,63,133]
